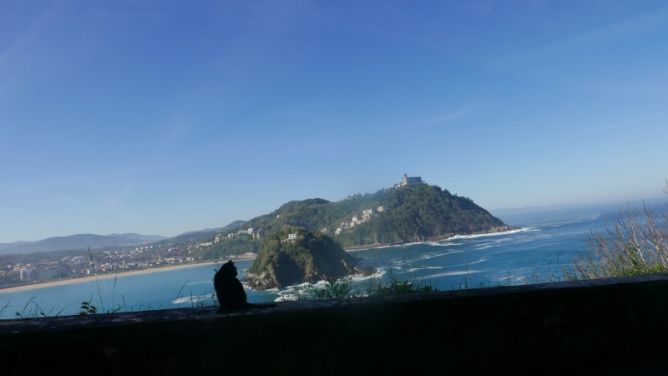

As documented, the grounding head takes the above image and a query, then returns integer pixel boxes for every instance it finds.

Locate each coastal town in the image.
[0,239,255,288]
[0,174,476,290]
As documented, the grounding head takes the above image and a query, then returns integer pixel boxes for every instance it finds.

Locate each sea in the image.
[0,200,663,320]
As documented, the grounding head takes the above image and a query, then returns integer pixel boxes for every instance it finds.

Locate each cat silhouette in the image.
[213,260,275,312]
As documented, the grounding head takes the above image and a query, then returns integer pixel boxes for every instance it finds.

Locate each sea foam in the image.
[447,227,534,241]
[172,293,215,305]
[414,270,480,280]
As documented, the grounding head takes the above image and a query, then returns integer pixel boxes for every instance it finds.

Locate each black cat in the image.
[213,260,275,312]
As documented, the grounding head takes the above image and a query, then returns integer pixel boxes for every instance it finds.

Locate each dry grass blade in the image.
[575,184,668,279]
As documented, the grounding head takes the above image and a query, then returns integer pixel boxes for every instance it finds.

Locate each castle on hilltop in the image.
[395,174,424,188]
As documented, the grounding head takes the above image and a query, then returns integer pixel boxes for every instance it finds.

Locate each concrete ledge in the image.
[4,275,668,375]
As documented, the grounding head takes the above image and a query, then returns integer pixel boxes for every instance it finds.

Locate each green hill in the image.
[195,181,507,259]
[242,183,506,248]
[246,227,358,289]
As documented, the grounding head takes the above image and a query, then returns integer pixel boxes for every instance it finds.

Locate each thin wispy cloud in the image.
[424,108,471,127]
[405,108,471,129]
[491,6,668,68]
[588,112,663,132]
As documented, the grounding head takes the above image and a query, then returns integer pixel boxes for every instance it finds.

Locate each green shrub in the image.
[79,300,97,316]
[311,277,354,299]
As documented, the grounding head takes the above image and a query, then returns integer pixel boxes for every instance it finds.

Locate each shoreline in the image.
[0,257,256,294]
[0,227,525,294]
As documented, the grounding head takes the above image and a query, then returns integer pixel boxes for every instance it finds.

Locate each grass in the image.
[573,200,668,280]
[12,297,64,319]
[0,299,10,316]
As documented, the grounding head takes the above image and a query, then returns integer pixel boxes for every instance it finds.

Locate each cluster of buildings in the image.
[281,232,300,244]
[216,227,261,242]
[0,242,205,287]
[0,264,34,281]
[334,206,385,235]
[73,246,198,274]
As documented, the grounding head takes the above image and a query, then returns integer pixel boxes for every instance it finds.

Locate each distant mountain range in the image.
[155,221,246,245]
[0,233,165,255]
[0,220,249,256]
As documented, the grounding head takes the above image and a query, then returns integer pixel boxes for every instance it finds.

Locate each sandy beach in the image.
[0,257,255,294]
[0,248,372,295]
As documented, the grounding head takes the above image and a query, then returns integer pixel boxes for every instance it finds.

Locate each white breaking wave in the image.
[185,280,211,286]
[350,268,387,282]
[172,293,215,305]
[414,270,480,280]
[468,258,488,265]
[275,294,299,302]
[448,227,535,241]
[429,241,462,247]
[271,268,387,302]
[350,240,463,252]
[492,274,528,284]
[402,266,443,273]
[418,252,447,260]
[474,243,494,250]
[272,280,336,303]
[447,258,489,269]
[418,250,463,260]
[491,237,512,244]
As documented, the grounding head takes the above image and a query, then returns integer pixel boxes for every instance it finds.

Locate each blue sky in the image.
[1,1,667,242]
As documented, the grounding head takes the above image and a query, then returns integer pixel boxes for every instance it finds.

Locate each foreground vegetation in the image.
[574,184,668,279]
[310,277,437,299]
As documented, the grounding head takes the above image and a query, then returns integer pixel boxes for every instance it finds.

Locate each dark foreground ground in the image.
[3,275,668,375]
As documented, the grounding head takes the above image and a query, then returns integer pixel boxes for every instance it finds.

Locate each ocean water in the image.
[0,203,640,319]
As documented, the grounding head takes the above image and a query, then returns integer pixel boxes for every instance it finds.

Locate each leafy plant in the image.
[79,300,97,316]
[311,277,354,299]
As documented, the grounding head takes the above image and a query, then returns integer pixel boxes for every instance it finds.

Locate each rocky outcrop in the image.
[246,227,358,289]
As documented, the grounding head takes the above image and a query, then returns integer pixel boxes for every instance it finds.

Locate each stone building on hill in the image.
[396,174,424,187]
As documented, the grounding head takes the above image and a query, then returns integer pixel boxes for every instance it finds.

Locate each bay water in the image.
[0,202,648,319]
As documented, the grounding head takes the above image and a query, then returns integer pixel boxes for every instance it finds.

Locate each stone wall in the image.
[3,275,668,375]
